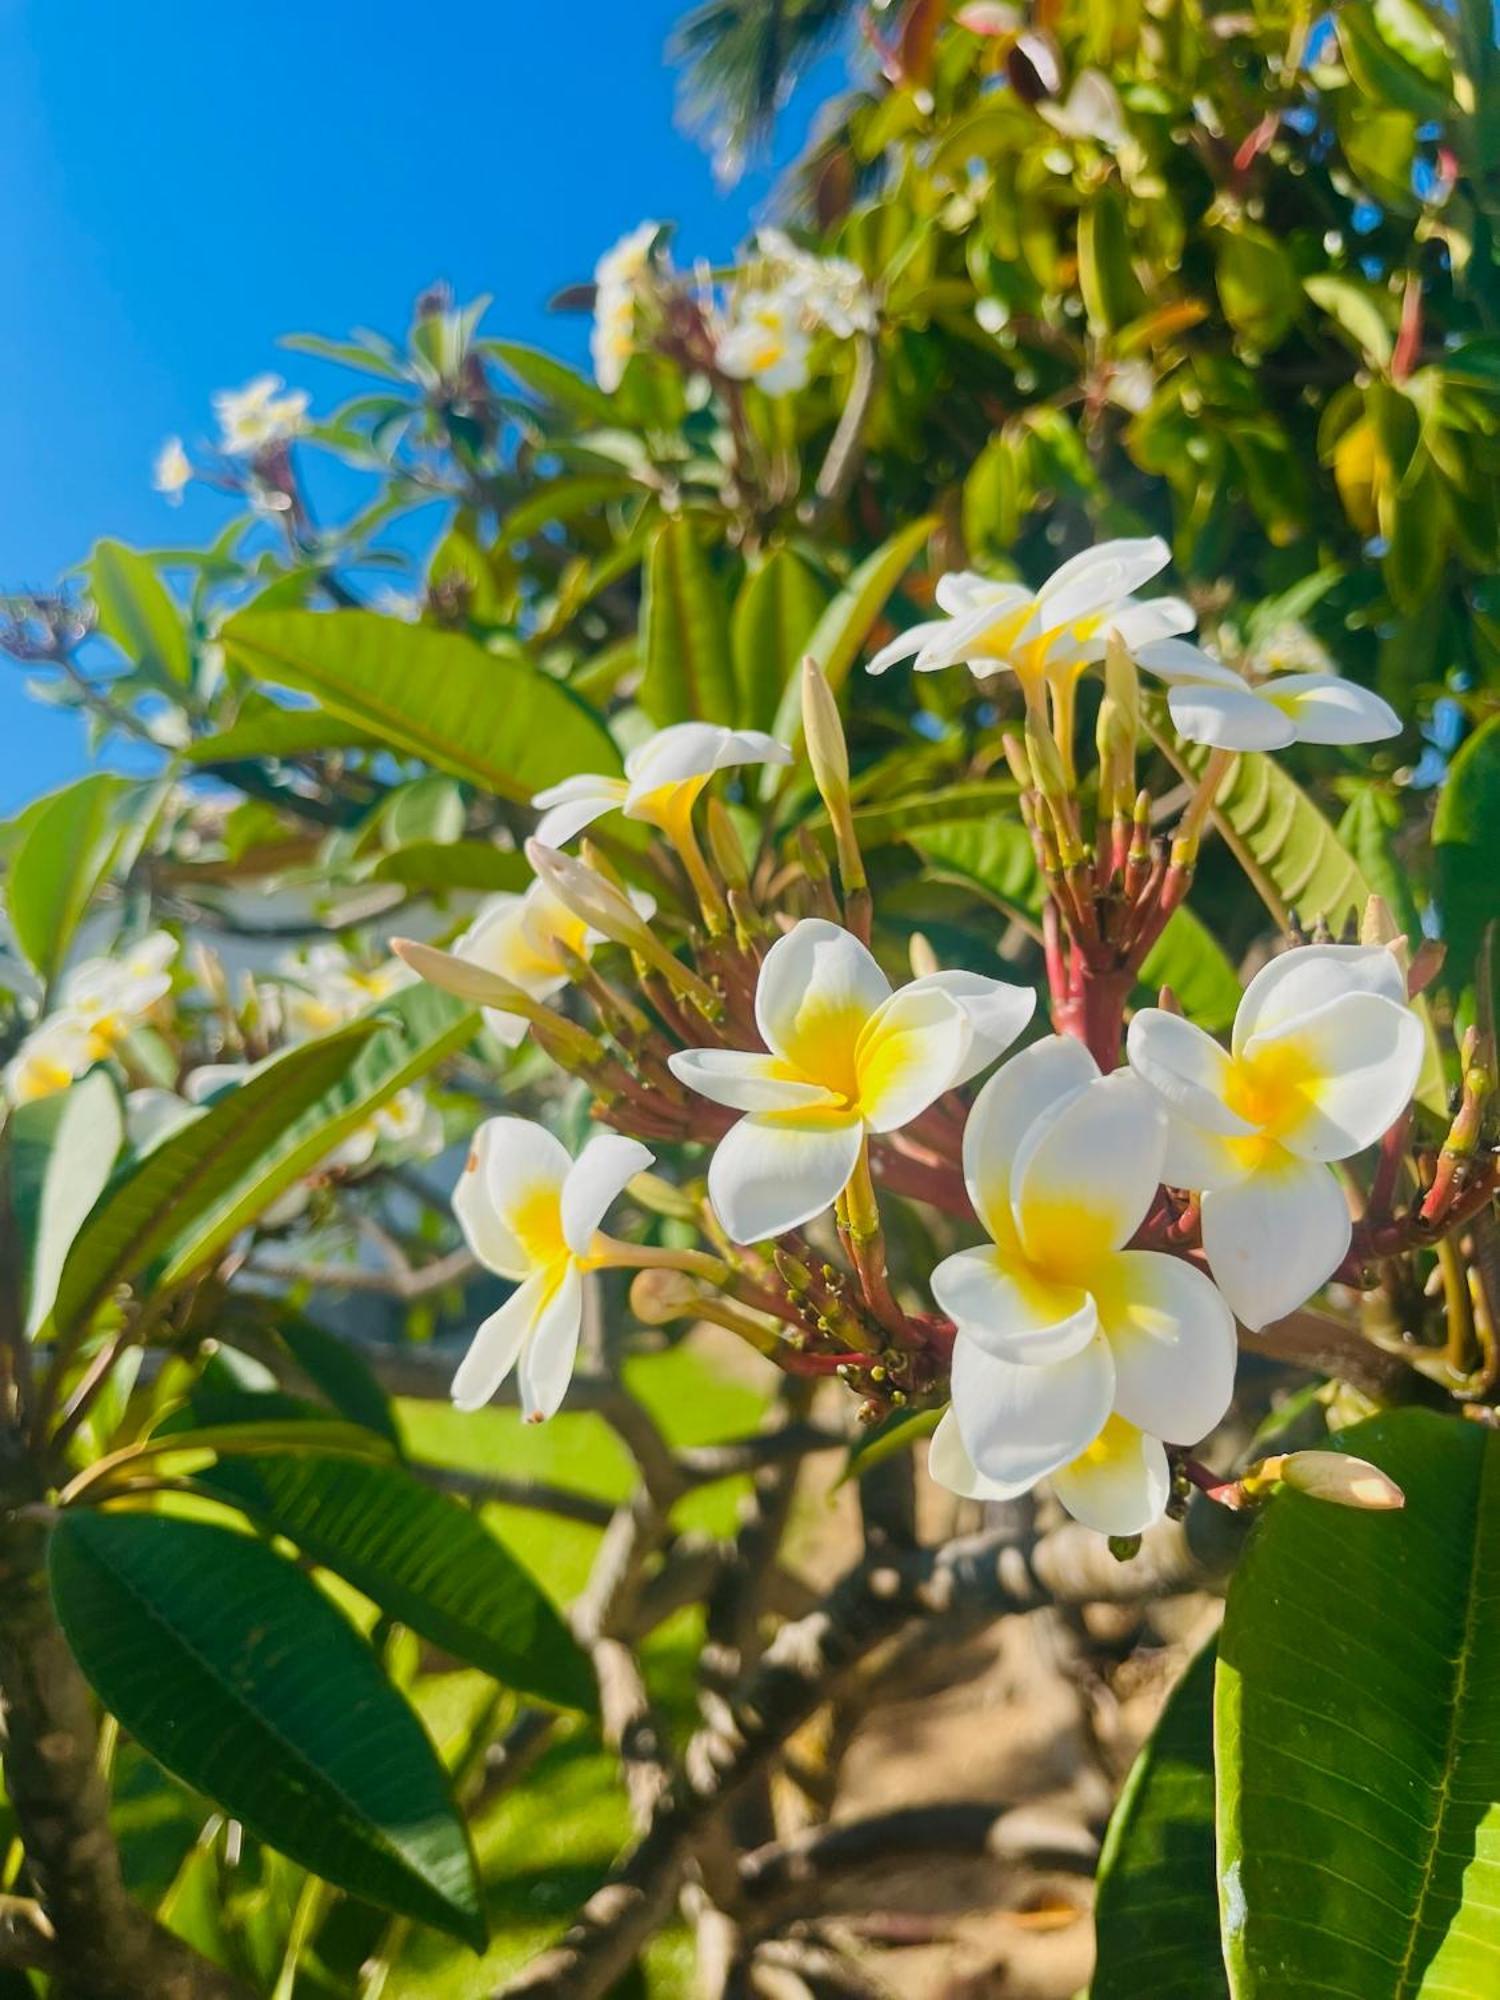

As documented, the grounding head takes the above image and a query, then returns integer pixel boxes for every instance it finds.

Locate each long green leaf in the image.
[1092,1642,1226,1999]
[483,340,617,426]
[1434,715,1500,1004]
[49,1023,379,1337]
[88,540,191,685]
[4,1071,123,1337]
[183,698,380,764]
[909,816,1043,919]
[640,517,736,725]
[49,1510,485,1947]
[221,610,620,799]
[6,774,132,984]
[1216,1408,1500,1998]
[731,547,831,734]
[365,841,533,894]
[195,1453,597,1715]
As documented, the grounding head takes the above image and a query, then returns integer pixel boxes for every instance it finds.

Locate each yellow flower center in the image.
[509,1184,569,1269]
[1223,1037,1319,1141]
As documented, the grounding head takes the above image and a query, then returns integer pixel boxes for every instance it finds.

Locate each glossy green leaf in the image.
[365,840,533,893]
[6,774,133,984]
[275,1316,401,1449]
[640,517,736,725]
[1434,714,1500,1002]
[498,474,635,545]
[1217,1408,1500,1999]
[1079,187,1144,335]
[88,540,191,685]
[731,546,831,734]
[1215,228,1299,352]
[182,698,380,764]
[851,780,1023,847]
[1092,1642,1226,2000]
[194,1453,597,1714]
[49,1510,485,1948]
[4,1070,123,1337]
[484,340,617,426]
[49,1023,381,1336]
[1338,785,1424,945]
[909,815,1043,918]
[221,609,620,800]
[1304,275,1394,370]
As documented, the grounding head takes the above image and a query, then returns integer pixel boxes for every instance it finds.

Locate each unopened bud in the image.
[527,840,719,1012]
[1000,731,1032,790]
[392,936,534,1017]
[1264,1450,1405,1511]
[908,932,939,981]
[703,798,748,891]
[802,656,866,898]
[1103,630,1141,733]
[1157,984,1183,1016]
[629,1267,703,1326]
[1023,713,1069,805]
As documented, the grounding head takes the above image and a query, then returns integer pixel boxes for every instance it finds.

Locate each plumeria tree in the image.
[0,2,1498,1997]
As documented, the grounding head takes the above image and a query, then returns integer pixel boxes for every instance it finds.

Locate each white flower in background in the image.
[866,538,1193,688]
[152,436,193,503]
[59,932,177,1053]
[278,946,412,1040]
[669,918,1035,1242]
[754,229,877,339]
[1127,944,1424,1329]
[3,1013,96,1107]
[451,1119,653,1417]
[931,1038,1236,1534]
[532,722,792,848]
[955,4,1024,38]
[212,374,311,455]
[590,220,661,394]
[450,876,654,1048]
[1137,638,1401,753]
[716,289,813,396]
[1245,620,1334,679]
[1039,70,1128,149]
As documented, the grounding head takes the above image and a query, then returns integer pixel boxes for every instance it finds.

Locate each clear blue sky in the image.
[0,1,845,809]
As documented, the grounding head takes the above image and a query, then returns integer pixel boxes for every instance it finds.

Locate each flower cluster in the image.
[393,538,1480,1539]
[715,230,877,397]
[4,933,177,1106]
[589,221,663,394]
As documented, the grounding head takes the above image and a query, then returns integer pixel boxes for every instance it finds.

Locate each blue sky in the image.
[0,1,846,809]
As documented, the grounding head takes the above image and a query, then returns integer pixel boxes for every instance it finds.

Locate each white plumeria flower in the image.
[590,221,660,393]
[668,918,1035,1243]
[716,290,813,396]
[866,538,1194,690]
[1127,944,1425,1330]
[931,1038,1237,1534]
[1136,638,1401,753]
[212,374,310,455]
[58,932,177,1060]
[532,722,792,848]
[3,1013,96,1106]
[452,877,653,1048]
[1039,69,1128,149]
[753,230,876,338]
[152,436,193,503]
[278,946,412,1040]
[451,1119,653,1418]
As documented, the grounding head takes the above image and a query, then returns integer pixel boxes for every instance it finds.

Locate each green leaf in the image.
[1216,1408,1500,1999]
[1138,907,1242,1034]
[1338,785,1424,945]
[1339,0,1453,118]
[1303,274,1395,370]
[221,610,620,801]
[364,841,533,894]
[640,517,736,725]
[4,1071,123,1338]
[273,1317,401,1448]
[483,340,617,426]
[839,1404,941,1486]
[194,1453,597,1714]
[6,774,132,983]
[1079,187,1144,336]
[379,776,465,851]
[182,700,380,764]
[1214,228,1299,352]
[88,540,191,685]
[49,1023,382,1337]
[908,816,1043,918]
[731,547,831,734]
[49,1510,484,1948]
[498,474,635,545]
[850,781,1024,847]
[1092,1642,1226,2000]
[1434,714,1500,1002]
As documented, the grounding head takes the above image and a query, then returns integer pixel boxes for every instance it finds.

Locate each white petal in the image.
[707,1108,864,1243]
[560,1134,654,1257]
[1168,681,1294,752]
[1051,1418,1171,1535]
[905,969,1036,1086]
[1134,637,1246,689]
[1264,673,1401,746]
[515,1263,585,1420]
[668,1048,843,1114]
[934,572,1023,616]
[1201,1152,1351,1330]
[951,1332,1116,1488]
[1038,538,1170,627]
[484,1003,537,1048]
[919,595,1031,673]
[866,618,954,677]
[532,775,630,847]
[1103,597,1197,650]
[1093,1249,1237,1442]
[1243,993,1424,1163]
[1126,1009,1255,1137]
[1234,943,1407,1050]
[927,1407,1035,1502]
[1157,1118,1250,1193]
[624,722,729,791]
[452,1117,569,1279]
[1011,1072,1167,1269]
[451,1267,552,1411]
[930,1245,1098,1362]
[755,919,889,1089]
[962,1036,1099,1244]
[854,984,970,1132]
[716,728,793,771]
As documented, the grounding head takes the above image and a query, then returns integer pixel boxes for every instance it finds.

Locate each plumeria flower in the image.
[931,1038,1236,1534]
[451,876,654,1048]
[1127,944,1425,1329]
[716,290,813,396]
[1137,638,1400,752]
[532,722,792,848]
[451,1119,653,1417]
[753,230,876,339]
[866,538,1193,695]
[3,1013,96,1106]
[278,946,412,1040]
[590,221,661,393]
[668,918,1035,1243]
[1039,70,1128,149]
[212,374,310,455]
[58,932,177,1061]
[152,437,193,503]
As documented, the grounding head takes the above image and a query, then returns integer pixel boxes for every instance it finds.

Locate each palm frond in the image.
[669,0,861,181]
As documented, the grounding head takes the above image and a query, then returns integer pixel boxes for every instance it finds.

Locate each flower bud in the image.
[526,841,720,1014]
[1268,1450,1405,1511]
[629,1267,703,1326]
[802,656,867,898]
[391,936,535,1017]
[908,932,939,980]
[1103,630,1141,734]
[703,797,748,891]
